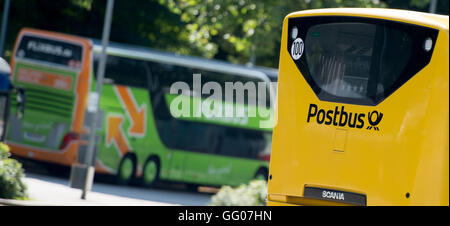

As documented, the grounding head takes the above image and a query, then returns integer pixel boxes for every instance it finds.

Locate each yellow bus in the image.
[267,8,448,206]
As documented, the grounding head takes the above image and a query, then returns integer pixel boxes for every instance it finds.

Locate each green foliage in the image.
[160,0,387,67]
[0,142,28,199]
[2,0,202,59]
[1,0,447,67]
[209,180,267,206]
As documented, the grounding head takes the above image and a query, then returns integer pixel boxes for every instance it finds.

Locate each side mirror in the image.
[102,78,114,84]
[15,88,25,119]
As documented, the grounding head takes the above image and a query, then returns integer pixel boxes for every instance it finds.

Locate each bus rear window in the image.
[307,22,414,100]
[288,17,438,105]
[15,35,83,70]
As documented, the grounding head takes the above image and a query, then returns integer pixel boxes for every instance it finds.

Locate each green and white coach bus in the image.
[7,28,276,188]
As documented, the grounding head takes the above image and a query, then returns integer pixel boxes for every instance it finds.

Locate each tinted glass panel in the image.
[147,61,269,158]
[149,62,270,107]
[0,94,8,140]
[16,35,83,70]
[288,16,438,105]
[94,55,149,89]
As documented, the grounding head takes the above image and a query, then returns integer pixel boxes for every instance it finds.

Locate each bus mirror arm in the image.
[13,86,26,119]
[102,78,114,84]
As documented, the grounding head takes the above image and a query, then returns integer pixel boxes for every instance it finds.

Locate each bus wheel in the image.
[254,168,268,181]
[186,184,199,192]
[116,154,136,185]
[141,157,160,188]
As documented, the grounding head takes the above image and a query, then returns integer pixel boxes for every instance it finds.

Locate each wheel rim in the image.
[144,161,157,184]
[120,158,134,181]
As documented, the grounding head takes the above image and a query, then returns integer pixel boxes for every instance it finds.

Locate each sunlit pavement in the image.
[1,173,213,206]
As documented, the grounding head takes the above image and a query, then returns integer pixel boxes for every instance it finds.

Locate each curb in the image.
[0,198,54,206]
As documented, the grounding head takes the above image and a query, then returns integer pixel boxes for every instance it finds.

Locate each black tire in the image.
[44,163,70,177]
[116,154,136,185]
[254,168,268,181]
[140,157,160,188]
[186,183,199,192]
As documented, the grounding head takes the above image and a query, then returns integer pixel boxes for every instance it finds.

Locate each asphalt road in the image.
[24,173,214,206]
[18,160,215,206]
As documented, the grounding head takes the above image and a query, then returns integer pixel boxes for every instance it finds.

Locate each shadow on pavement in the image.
[14,156,215,206]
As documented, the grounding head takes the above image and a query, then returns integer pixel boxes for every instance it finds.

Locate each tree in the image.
[384,0,448,15]
[160,0,387,67]
[1,0,202,59]
[1,0,447,67]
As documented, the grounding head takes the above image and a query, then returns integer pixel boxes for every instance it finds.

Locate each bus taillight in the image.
[259,154,270,162]
[59,132,79,150]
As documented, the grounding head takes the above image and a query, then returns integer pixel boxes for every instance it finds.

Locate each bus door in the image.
[7,28,92,165]
[92,54,152,176]
[148,61,215,184]
[0,58,26,142]
[181,122,213,184]
[206,73,273,185]
[0,61,11,141]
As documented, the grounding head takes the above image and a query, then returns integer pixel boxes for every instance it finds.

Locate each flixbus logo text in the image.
[306,104,383,131]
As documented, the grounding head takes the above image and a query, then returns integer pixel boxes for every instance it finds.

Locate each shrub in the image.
[0,142,27,199]
[209,180,267,206]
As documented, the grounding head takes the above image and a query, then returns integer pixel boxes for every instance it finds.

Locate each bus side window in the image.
[146,60,269,159]
[216,128,266,159]
[94,54,148,89]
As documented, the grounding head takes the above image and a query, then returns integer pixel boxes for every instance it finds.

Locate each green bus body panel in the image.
[164,93,274,132]
[9,51,270,187]
[94,82,269,186]
[7,61,77,150]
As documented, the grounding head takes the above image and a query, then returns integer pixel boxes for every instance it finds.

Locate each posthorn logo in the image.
[367,111,383,131]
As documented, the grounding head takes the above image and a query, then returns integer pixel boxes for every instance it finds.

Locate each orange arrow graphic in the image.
[106,115,130,156]
[115,85,146,136]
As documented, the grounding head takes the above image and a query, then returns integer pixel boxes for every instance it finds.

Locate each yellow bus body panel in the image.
[268,9,449,206]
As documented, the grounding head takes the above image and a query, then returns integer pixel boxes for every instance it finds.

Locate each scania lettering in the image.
[322,191,345,201]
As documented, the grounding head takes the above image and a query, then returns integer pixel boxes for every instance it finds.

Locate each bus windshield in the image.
[288,16,438,106]
[306,22,412,99]
[15,35,83,71]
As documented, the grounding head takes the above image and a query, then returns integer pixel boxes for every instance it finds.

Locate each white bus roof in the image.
[92,39,277,104]
[92,40,274,82]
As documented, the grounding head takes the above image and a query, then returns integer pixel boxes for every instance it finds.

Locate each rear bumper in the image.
[267,194,355,206]
[267,200,299,206]
[7,141,78,166]
[7,141,116,175]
